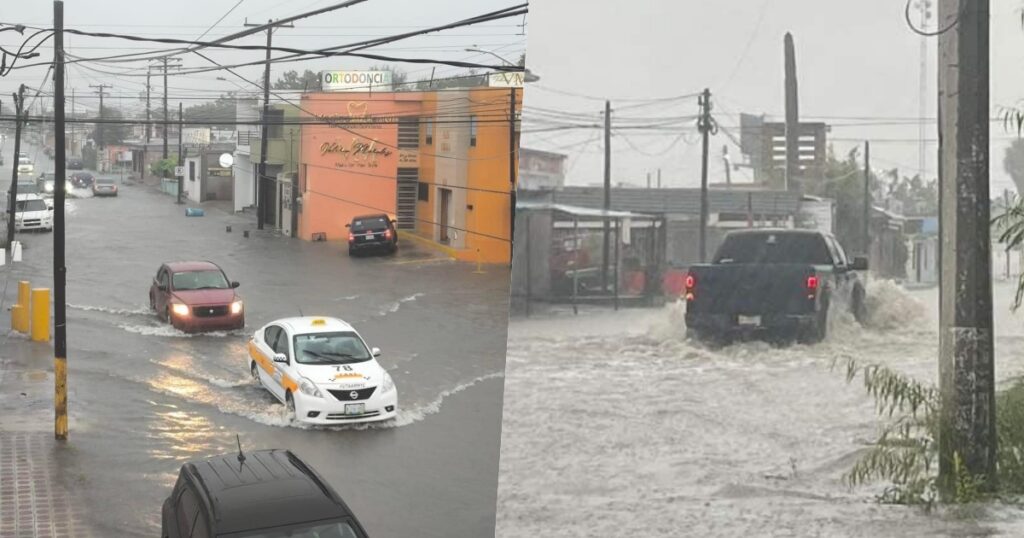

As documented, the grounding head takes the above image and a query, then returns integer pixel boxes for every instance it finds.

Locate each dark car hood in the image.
[171,288,237,305]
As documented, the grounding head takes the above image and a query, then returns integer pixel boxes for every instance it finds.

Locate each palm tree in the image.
[993,193,1024,310]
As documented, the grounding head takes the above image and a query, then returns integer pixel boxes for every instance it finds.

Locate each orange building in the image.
[297,87,520,264]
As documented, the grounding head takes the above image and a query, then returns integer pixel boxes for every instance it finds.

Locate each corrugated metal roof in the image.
[524,187,802,216]
[516,201,652,219]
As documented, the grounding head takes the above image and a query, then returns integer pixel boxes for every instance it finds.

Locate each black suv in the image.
[66,156,84,170]
[70,171,94,188]
[346,214,398,256]
[161,449,369,538]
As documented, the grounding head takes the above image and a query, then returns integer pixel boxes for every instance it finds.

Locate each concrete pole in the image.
[937,0,995,497]
[783,32,800,192]
[601,100,611,291]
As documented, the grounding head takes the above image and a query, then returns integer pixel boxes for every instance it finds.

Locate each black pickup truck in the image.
[684,229,868,344]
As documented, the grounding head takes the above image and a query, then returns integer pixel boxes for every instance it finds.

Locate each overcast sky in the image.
[522,0,1024,196]
[0,0,526,115]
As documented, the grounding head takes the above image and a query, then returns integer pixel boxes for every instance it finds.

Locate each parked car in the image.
[70,171,94,188]
[161,448,370,538]
[684,229,868,345]
[248,316,398,424]
[66,156,84,170]
[92,177,118,197]
[12,194,53,232]
[149,261,244,333]
[346,214,398,256]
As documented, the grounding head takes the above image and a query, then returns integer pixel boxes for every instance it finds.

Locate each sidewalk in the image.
[0,336,97,538]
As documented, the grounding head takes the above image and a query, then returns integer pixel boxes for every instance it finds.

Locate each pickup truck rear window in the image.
[714,233,833,265]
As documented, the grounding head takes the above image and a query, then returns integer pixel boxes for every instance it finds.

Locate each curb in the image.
[397,230,459,259]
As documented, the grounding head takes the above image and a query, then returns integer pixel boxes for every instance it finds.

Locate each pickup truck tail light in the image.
[684,273,696,301]
[806,276,818,299]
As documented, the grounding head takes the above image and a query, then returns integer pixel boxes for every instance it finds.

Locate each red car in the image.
[149,261,244,332]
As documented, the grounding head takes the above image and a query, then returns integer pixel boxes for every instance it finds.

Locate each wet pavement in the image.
[496,280,1024,537]
[0,146,511,537]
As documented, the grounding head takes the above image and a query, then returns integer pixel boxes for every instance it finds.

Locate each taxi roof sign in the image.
[311,319,327,326]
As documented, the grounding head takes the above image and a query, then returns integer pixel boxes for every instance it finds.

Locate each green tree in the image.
[184,95,236,129]
[90,106,130,148]
[804,145,883,254]
[273,69,321,91]
[1003,138,1024,196]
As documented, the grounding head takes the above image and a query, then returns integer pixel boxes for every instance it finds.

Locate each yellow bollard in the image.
[17,280,29,308]
[473,248,486,274]
[30,288,50,342]
[11,304,27,333]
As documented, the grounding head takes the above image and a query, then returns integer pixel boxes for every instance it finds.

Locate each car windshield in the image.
[714,233,834,265]
[172,270,230,290]
[222,519,361,538]
[16,199,47,212]
[350,217,388,232]
[293,332,371,365]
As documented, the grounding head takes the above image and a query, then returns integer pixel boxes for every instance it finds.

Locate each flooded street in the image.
[496,281,1024,537]
[0,143,510,538]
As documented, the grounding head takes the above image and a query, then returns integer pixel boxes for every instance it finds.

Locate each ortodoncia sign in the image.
[322,71,393,92]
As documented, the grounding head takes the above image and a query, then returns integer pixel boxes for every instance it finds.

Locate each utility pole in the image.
[647,172,651,189]
[246,18,294,231]
[917,0,932,178]
[146,69,152,142]
[177,102,184,204]
[937,0,995,498]
[151,57,182,167]
[89,84,111,150]
[863,141,871,256]
[53,0,69,441]
[6,84,25,251]
[657,168,661,189]
[783,32,800,192]
[601,100,611,290]
[722,145,732,186]
[698,88,715,263]
[509,86,518,266]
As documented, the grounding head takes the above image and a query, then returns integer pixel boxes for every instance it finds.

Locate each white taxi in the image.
[248,316,398,425]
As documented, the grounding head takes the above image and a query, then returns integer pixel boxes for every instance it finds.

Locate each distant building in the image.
[518,148,567,191]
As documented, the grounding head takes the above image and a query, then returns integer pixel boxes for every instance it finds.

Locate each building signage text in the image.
[315,101,398,130]
[320,137,393,168]
[322,71,393,92]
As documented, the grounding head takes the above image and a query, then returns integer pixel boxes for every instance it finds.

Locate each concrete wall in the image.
[510,209,553,310]
[233,154,254,212]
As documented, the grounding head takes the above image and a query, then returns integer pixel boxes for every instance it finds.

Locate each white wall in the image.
[233,154,254,212]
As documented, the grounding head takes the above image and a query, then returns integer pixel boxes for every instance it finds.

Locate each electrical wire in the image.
[904,0,961,37]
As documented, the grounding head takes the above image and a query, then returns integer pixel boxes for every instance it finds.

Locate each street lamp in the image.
[464,47,539,82]
[216,76,251,93]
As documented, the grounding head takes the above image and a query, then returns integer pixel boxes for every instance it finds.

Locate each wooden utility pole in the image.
[863,141,871,256]
[601,100,611,291]
[89,84,110,149]
[937,0,995,497]
[53,0,69,441]
[246,18,293,230]
[698,88,714,263]
[783,32,800,192]
[177,102,184,204]
[509,86,518,266]
[6,84,25,250]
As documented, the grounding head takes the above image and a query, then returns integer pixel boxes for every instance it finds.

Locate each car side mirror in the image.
[273,353,288,364]
[345,223,351,228]
[231,281,240,289]
[371,347,381,357]
[48,206,53,211]
[851,256,869,271]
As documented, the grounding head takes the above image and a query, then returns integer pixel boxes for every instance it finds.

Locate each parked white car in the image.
[13,194,53,232]
[248,316,398,425]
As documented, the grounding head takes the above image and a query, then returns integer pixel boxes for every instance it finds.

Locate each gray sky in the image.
[0,0,526,116]
[522,0,1024,196]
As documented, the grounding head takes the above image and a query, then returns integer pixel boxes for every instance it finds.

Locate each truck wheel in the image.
[852,285,868,325]
[799,307,828,344]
